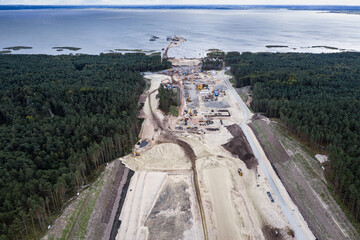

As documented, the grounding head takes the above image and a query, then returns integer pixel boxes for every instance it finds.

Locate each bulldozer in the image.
[238,168,243,176]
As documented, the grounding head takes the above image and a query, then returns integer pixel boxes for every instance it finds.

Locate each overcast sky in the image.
[1,0,360,6]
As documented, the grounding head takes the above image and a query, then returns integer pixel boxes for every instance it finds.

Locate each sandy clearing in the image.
[170,58,201,66]
[203,167,242,240]
[116,171,203,240]
[116,171,168,240]
[315,154,328,163]
[172,118,293,239]
[122,143,191,171]
[139,74,171,141]
[118,63,314,240]
[194,143,291,239]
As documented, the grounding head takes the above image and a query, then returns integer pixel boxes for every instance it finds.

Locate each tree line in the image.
[226,51,360,223]
[0,53,170,239]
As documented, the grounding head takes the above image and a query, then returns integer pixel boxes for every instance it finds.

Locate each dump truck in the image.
[238,168,243,176]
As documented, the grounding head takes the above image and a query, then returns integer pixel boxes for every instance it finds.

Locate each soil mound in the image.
[262,225,284,240]
[222,124,258,169]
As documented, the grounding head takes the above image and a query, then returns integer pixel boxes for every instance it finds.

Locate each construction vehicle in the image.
[238,168,243,176]
[133,151,140,156]
[198,84,203,91]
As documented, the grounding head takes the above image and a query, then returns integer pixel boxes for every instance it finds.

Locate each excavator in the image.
[238,168,243,176]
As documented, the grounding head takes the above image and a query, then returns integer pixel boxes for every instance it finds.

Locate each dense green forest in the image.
[226,51,360,222]
[156,85,180,115]
[0,53,170,239]
[201,50,225,70]
[201,58,222,70]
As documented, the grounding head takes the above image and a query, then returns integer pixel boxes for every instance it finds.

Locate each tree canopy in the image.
[0,53,170,239]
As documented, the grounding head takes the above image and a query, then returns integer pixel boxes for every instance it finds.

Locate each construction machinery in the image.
[133,151,140,156]
[238,168,243,176]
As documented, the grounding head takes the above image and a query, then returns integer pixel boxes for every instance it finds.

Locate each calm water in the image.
[1,9,360,57]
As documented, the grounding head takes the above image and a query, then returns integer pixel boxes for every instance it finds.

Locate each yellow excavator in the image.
[238,168,243,176]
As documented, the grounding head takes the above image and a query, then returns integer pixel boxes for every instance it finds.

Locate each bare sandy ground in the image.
[117,73,204,240]
[170,58,201,66]
[178,132,292,239]
[116,171,204,240]
[117,64,314,240]
[122,143,191,171]
[203,167,242,239]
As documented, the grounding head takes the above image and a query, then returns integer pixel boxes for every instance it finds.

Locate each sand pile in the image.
[122,143,191,171]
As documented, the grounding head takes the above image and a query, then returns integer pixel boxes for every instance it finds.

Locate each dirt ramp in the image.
[222,124,258,169]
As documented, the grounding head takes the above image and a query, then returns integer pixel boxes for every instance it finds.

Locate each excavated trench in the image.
[109,167,134,240]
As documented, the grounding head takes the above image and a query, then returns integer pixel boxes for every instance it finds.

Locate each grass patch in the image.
[0,50,11,54]
[271,119,326,157]
[235,88,248,103]
[169,105,179,116]
[293,153,317,178]
[59,165,107,239]
[75,177,104,239]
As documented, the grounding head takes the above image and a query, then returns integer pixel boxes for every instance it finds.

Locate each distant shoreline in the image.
[1,5,360,12]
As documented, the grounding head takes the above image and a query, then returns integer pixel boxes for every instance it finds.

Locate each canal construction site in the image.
[115,58,315,240]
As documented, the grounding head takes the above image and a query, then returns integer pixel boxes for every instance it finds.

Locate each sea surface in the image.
[1,8,360,57]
